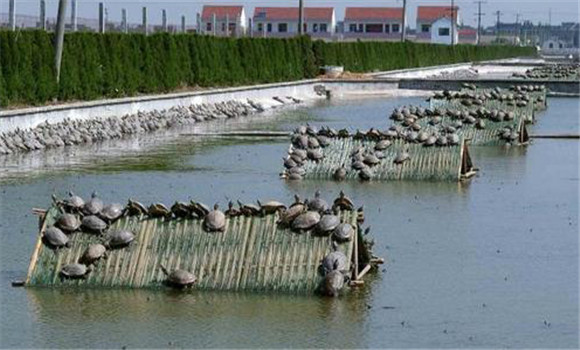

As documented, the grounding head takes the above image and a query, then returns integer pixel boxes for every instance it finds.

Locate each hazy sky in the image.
[2,0,579,29]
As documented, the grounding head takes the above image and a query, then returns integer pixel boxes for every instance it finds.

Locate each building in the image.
[201,5,246,36]
[252,7,335,38]
[416,6,459,43]
[343,7,404,40]
[458,27,478,44]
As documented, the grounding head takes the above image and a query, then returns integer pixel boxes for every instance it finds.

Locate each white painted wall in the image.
[431,17,458,45]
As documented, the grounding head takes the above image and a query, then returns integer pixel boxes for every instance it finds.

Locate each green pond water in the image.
[0,96,578,348]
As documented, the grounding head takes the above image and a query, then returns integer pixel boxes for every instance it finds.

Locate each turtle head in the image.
[228,201,234,209]
[256,200,262,207]
[68,191,74,197]
[213,203,219,210]
[294,194,301,203]
[314,190,321,198]
[364,226,371,235]
[91,191,98,198]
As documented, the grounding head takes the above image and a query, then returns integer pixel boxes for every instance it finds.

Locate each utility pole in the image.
[515,13,521,44]
[495,10,502,40]
[298,0,304,35]
[474,1,486,45]
[401,0,407,41]
[450,0,455,45]
[142,7,148,35]
[98,2,105,33]
[212,13,216,36]
[71,0,77,32]
[8,0,15,31]
[121,9,127,33]
[54,0,67,83]
[196,12,201,34]
[162,9,167,32]
[181,15,186,33]
[39,0,46,30]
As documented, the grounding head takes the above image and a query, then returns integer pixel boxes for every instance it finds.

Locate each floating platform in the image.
[25,203,377,294]
[285,137,476,182]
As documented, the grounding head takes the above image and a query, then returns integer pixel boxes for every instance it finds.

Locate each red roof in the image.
[201,6,243,21]
[459,28,477,36]
[345,7,403,21]
[253,7,334,21]
[417,6,458,22]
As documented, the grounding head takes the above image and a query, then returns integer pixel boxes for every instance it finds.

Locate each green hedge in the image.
[0,31,535,107]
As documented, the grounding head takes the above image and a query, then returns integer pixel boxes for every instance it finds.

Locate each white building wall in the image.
[431,17,458,45]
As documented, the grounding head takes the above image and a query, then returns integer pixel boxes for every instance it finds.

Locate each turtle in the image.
[293,134,309,149]
[60,263,90,279]
[277,201,306,226]
[393,150,410,165]
[363,153,381,167]
[160,264,197,288]
[321,270,346,297]
[374,139,392,151]
[105,229,135,249]
[83,192,104,216]
[447,133,460,146]
[148,203,171,218]
[333,191,354,211]
[283,157,297,169]
[286,166,306,176]
[316,213,341,235]
[224,201,242,217]
[191,201,210,217]
[359,167,372,181]
[307,148,324,161]
[333,166,347,181]
[79,244,107,265]
[308,137,320,149]
[238,200,261,216]
[100,203,125,222]
[436,135,448,146]
[316,135,330,147]
[63,191,85,212]
[170,201,191,218]
[424,136,437,147]
[321,249,348,275]
[81,215,108,234]
[43,226,70,249]
[307,191,329,213]
[291,211,321,232]
[351,160,366,171]
[257,200,286,215]
[203,204,226,232]
[126,199,148,216]
[291,148,308,160]
[333,223,354,242]
[286,173,303,181]
[56,213,81,233]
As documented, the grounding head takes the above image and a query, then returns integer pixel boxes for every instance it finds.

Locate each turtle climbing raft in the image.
[25,193,379,295]
[282,128,476,182]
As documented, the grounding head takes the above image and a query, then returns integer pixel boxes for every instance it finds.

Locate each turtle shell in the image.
[333,167,347,181]
[321,250,348,274]
[316,214,341,234]
[307,192,329,213]
[100,203,124,222]
[64,192,85,211]
[80,244,107,265]
[374,140,392,151]
[333,191,354,211]
[203,207,226,232]
[277,204,305,226]
[171,202,191,218]
[43,226,69,248]
[107,229,135,248]
[148,203,170,217]
[258,200,286,215]
[56,213,81,232]
[322,270,345,297]
[168,269,197,287]
[291,211,321,231]
[126,199,148,216]
[333,223,354,242]
[82,215,108,233]
[307,148,324,161]
[60,263,89,278]
[363,154,380,166]
[83,194,103,215]
[191,202,210,217]
[359,167,372,181]
[238,201,260,216]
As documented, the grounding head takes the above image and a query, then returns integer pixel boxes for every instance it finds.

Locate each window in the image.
[229,23,236,33]
[267,23,272,32]
[221,22,226,32]
[303,23,307,32]
[313,23,319,32]
[421,24,430,33]
[559,43,563,48]
[392,24,400,33]
[365,24,383,33]
[358,23,363,32]
[438,27,450,36]
[384,24,390,33]
[549,43,554,48]
[349,23,357,32]
[257,22,263,32]
[206,22,212,31]
[278,23,287,32]
[320,23,327,32]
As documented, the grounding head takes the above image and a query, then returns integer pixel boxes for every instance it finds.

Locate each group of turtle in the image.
[512,64,580,80]
[431,85,545,109]
[319,242,350,297]
[45,192,137,280]
[282,124,332,180]
[0,99,279,156]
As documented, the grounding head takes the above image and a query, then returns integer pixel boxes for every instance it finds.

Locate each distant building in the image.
[201,5,246,36]
[342,7,404,40]
[458,27,478,44]
[416,5,459,43]
[252,7,335,38]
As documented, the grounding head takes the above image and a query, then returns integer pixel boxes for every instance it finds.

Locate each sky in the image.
[1,0,579,29]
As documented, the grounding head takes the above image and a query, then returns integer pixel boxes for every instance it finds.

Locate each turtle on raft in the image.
[60,263,91,280]
[159,264,197,289]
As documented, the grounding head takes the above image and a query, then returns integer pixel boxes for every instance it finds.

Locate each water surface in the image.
[1,96,578,348]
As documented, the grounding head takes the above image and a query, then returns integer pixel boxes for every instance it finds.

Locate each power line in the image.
[474,1,486,45]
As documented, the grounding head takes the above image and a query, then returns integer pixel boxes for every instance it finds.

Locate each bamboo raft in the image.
[289,137,475,182]
[25,205,376,294]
